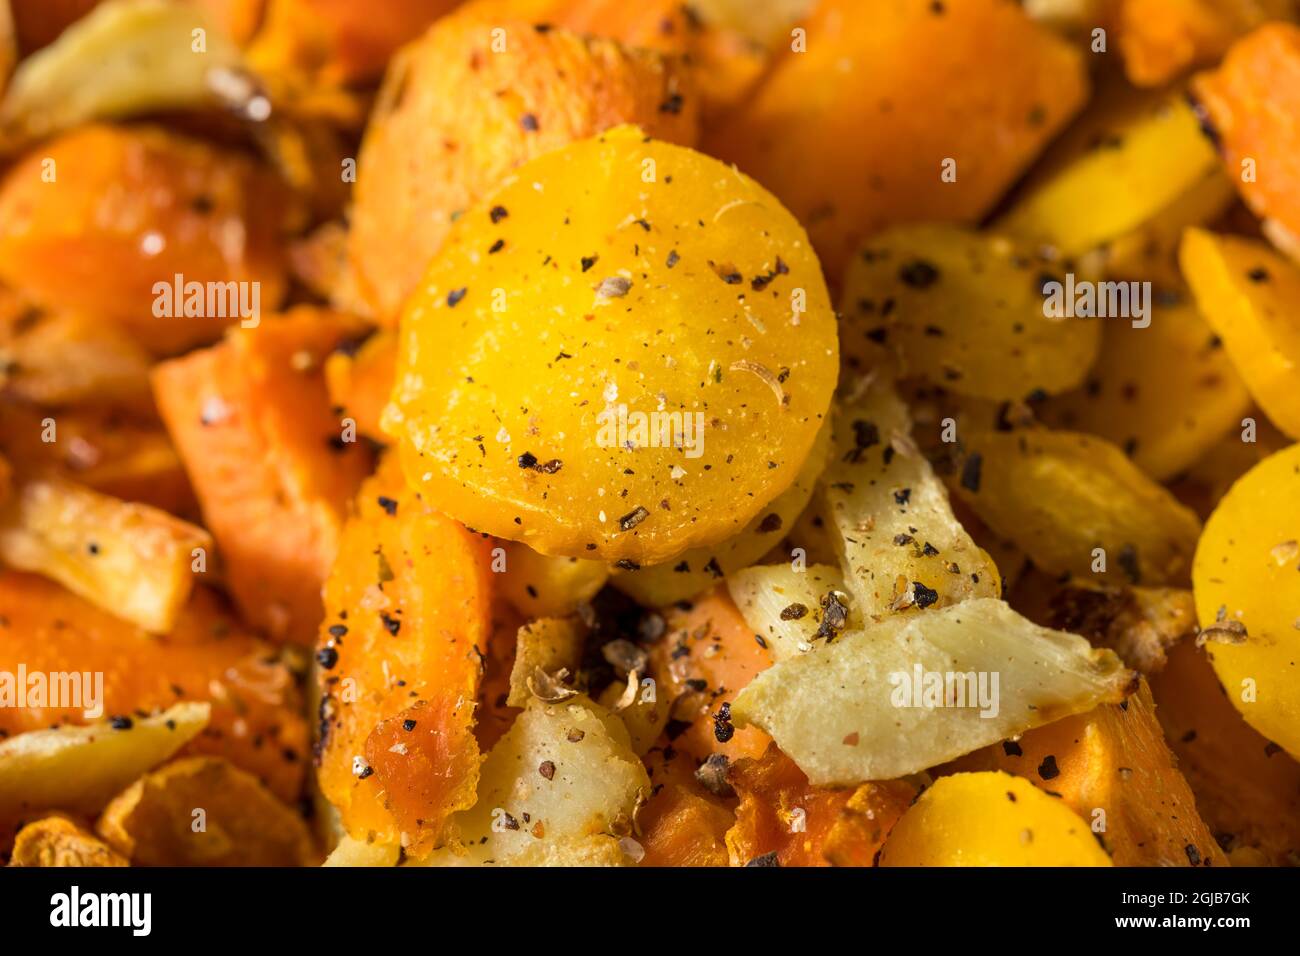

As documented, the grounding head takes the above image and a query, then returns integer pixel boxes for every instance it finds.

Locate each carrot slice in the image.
[152,308,373,645]
[316,456,493,856]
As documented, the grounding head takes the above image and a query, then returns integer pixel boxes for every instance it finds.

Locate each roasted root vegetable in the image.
[706,0,1088,280]
[152,309,372,644]
[1180,229,1300,439]
[0,572,309,803]
[1149,639,1300,865]
[732,598,1133,784]
[316,458,493,858]
[821,378,1000,619]
[1042,582,1198,674]
[322,328,397,444]
[497,542,609,621]
[840,226,1099,400]
[348,12,698,320]
[997,89,1219,258]
[1040,294,1252,481]
[8,814,129,868]
[879,772,1114,866]
[0,124,291,354]
[0,702,209,843]
[636,758,734,867]
[1118,0,1296,87]
[506,616,585,709]
[727,563,853,662]
[0,475,210,632]
[386,125,838,566]
[726,744,916,867]
[949,682,1226,866]
[413,697,649,866]
[954,429,1202,586]
[1190,23,1300,246]
[1192,442,1300,758]
[95,756,317,867]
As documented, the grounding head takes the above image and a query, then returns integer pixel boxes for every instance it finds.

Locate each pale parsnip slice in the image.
[727,562,852,661]
[0,702,210,825]
[506,617,585,708]
[732,599,1131,785]
[412,697,648,867]
[822,378,1000,621]
[322,834,400,868]
[0,0,242,145]
[611,419,831,607]
[0,476,212,633]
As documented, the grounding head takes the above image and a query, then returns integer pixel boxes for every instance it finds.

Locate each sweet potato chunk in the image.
[0,572,309,803]
[1149,640,1300,866]
[96,756,316,866]
[316,457,493,857]
[323,328,396,444]
[0,124,290,354]
[1191,23,1300,244]
[646,587,773,764]
[348,12,698,320]
[153,309,372,644]
[950,682,1226,866]
[706,0,1088,281]
[637,749,734,867]
[726,744,914,867]
[387,126,837,565]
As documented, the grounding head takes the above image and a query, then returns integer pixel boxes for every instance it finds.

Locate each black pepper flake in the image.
[109,715,134,730]
[659,92,684,114]
[756,513,783,533]
[1117,544,1140,584]
[960,452,983,493]
[746,851,780,867]
[446,287,467,308]
[894,533,914,546]
[666,249,680,268]
[520,112,539,132]
[817,591,849,641]
[489,205,508,224]
[713,703,735,743]
[1184,844,1202,866]
[518,451,538,469]
[619,506,650,531]
[539,760,556,780]
[894,487,912,506]
[581,255,598,272]
[316,646,339,670]
[779,603,808,620]
[912,582,939,609]
[380,612,401,636]
[488,238,504,254]
[614,558,641,571]
[702,557,723,578]
[328,624,348,639]
[898,259,940,289]
[1247,266,1270,283]
[376,496,398,516]
[922,542,939,557]
[1038,755,1061,780]
[403,719,417,732]
[1002,740,1023,757]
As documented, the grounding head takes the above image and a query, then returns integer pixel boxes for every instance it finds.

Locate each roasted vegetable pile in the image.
[0,0,1297,869]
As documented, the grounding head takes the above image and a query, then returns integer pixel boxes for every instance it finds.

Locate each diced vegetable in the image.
[316,457,493,857]
[507,617,585,709]
[879,772,1113,866]
[841,226,1099,401]
[954,429,1202,585]
[8,814,128,868]
[1040,294,1251,481]
[386,125,838,565]
[497,542,609,620]
[1191,442,1300,758]
[322,328,397,444]
[153,308,373,644]
[1043,582,1198,674]
[1180,229,1300,439]
[706,0,1088,280]
[732,598,1133,785]
[728,563,852,662]
[0,475,210,633]
[1118,0,1293,87]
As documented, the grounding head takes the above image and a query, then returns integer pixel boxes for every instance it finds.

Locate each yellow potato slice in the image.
[954,429,1202,585]
[840,225,1099,401]
[879,772,1113,866]
[1180,228,1300,439]
[386,125,838,565]
[1192,442,1300,758]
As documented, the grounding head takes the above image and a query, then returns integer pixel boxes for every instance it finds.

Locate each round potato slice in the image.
[879,772,1113,867]
[386,125,838,565]
[1193,443,1300,758]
